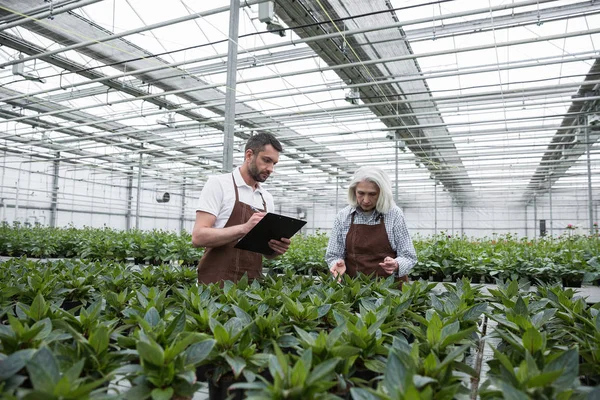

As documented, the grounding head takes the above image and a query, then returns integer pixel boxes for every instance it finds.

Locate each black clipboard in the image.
[234,212,307,255]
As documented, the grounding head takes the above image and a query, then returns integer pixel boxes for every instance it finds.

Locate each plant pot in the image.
[208,374,244,400]
[195,365,211,383]
[562,277,582,288]
[61,300,83,316]
[432,272,444,282]
[351,368,379,388]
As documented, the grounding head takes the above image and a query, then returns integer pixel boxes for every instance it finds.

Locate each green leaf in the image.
[306,357,339,387]
[293,326,315,346]
[29,318,52,342]
[269,350,286,379]
[462,303,487,321]
[290,358,308,388]
[164,310,186,341]
[363,359,386,374]
[514,296,528,316]
[413,375,437,388]
[89,326,109,354]
[212,322,229,345]
[26,347,59,392]
[438,343,470,371]
[232,305,253,326]
[151,387,173,400]
[124,383,153,400]
[317,304,331,318]
[29,294,47,321]
[63,359,84,384]
[531,308,557,329]
[384,350,409,394]
[487,314,520,331]
[527,370,563,388]
[545,349,579,388]
[54,374,71,397]
[426,312,442,345]
[441,325,477,348]
[224,354,247,379]
[423,353,437,376]
[496,380,530,400]
[522,327,543,354]
[350,388,380,400]
[440,321,459,343]
[137,340,164,366]
[0,349,35,380]
[144,307,160,328]
[331,345,361,359]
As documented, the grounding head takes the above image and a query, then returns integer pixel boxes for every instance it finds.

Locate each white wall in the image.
[2,154,598,237]
[0,155,199,232]
[303,194,600,239]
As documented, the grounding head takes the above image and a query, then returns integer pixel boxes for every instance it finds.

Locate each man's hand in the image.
[379,256,398,275]
[243,212,266,234]
[330,259,346,282]
[268,237,291,256]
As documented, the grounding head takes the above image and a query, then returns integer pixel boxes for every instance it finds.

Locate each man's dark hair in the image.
[245,133,283,154]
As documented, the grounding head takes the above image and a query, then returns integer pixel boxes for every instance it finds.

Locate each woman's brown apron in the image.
[197,175,265,284]
[345,213,409,283]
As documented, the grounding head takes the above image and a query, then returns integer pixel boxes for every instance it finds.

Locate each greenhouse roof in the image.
[0,0,599,209]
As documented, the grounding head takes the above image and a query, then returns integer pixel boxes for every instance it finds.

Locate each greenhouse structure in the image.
[1,1,600,400]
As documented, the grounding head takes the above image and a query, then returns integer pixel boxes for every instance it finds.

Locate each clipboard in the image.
[234,212,307,255]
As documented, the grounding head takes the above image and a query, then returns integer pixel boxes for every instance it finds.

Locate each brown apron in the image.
[197,175,266,284]
[345,212,409,283]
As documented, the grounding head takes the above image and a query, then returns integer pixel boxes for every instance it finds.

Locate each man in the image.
[192,133,291,284]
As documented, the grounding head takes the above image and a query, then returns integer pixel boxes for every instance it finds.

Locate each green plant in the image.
[22,346,110,399]
[351,337,470,399]
[122,332,215,400]
[231,344,341,399]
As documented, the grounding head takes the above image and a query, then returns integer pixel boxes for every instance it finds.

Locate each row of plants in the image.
[0,222,203,266]
[2,223,600,285]
[411,232,600,287]
[480,279,600,398]
[0,258,483,399]
[1,257,599,399]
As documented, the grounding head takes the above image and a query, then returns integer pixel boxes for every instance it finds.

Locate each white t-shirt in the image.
[196,167,275,229]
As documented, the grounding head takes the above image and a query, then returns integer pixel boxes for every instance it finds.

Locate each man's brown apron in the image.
[197,175,265,284]
[345,212,409,283]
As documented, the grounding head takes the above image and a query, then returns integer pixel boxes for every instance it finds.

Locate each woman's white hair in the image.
[347,166,395,213]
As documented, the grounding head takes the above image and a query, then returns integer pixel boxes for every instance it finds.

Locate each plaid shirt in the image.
[325,205,417,277]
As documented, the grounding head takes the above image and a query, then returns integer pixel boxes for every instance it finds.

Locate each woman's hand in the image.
[379,256,399,275]
[330,260,346,282]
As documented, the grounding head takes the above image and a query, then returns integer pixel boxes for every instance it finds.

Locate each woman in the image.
[326,166,417,281]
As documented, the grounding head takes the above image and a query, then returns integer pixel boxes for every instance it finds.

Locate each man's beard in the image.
[248,159,267,182]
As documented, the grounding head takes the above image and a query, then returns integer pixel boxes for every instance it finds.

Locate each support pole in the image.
[585,116,594,234]
[434,182,438,234]
[549,183,553,237]
[395,139,399,204]
[126,167,133,230]
[524,203,528,237]
[135,149,143,230]
[222,0,240,173]
[451,200,455,235]
[49,152,60,227]
[180,177,187,234]
[335,177,339,213]
[533,195,537,238]
[461,205,464,235]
